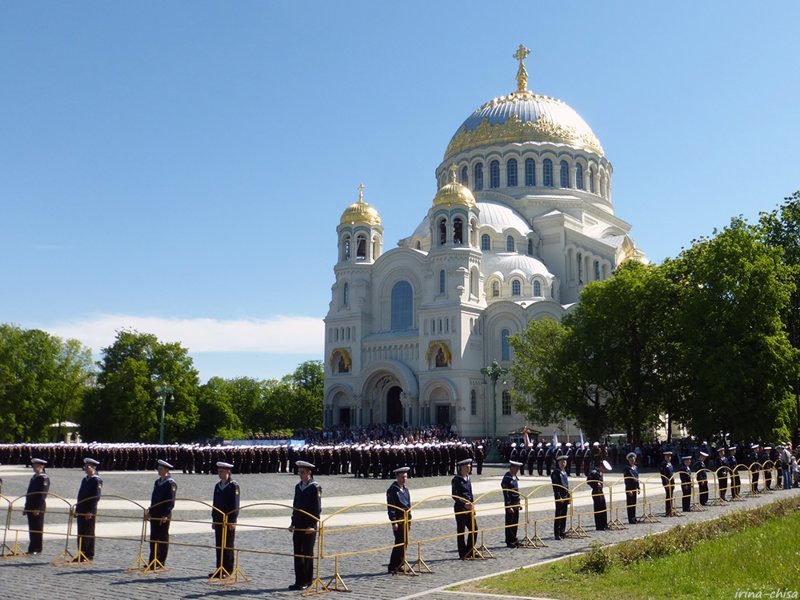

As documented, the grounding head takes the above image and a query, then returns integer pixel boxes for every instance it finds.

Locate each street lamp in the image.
[481,360,509,463]
[155,384,173,444]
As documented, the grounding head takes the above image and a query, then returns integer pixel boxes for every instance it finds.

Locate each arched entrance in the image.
[386,386,404,425]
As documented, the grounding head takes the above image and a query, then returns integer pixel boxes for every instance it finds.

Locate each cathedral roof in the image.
[483,252,553,279]
[340,185,382,227]
[433,168,476,209]
[477,200,530,234]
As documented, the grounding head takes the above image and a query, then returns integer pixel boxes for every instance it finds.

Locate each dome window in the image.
[533,280,541,297]
[492,281,500,297]
[489,160,500,188]
[527,239,534,256]
[594,260,601,281]
[525,158,536,186]
[481,234,491,251]
[543,159,553,187]
[460,165,469,186]
[506,235,515,252]
[560,160,570,188]
[474,163,484,191]
[511,280,521,296]
[453,217,464,245]
[439,218,447,246]
[356,235,367,260]
[589,168,595,193]
[343,235,351,261]
[576,164,584,190]
[506,159,518,187]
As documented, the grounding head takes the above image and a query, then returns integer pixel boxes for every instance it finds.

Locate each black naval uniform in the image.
[386,480,412,572]
[451,473,476,559]
[24,471,50,554]
[677,463,692,512]
[586,468,607,531]
[660,458,675,515]
[212,478,240,575]
[694,458,709,505]
[501,470,520,547]
[148,476,177,567]
[716,452,729,500]
[76,472,103,560]
[550,465,570,539]
[291,478,322,588]
[729,451,740,498]
[622,462,639,524]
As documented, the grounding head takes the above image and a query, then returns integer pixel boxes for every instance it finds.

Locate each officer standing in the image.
[660,450,675,516]
[146,459,177,570]
[716,446,729,500]
[210,461,240,578]
[474,445,485,475]
[622,452,639,524]
[587,460,611,531]
[290,460,321,590]
[551,454,570,540]
[502,460,522,547]
[74,457,102,562]
[24,458,50,555]
[677,455,693,512]
[728,446,740,498]
[386,466,412,574]
[694,451,710,505]
[451,458,477,559]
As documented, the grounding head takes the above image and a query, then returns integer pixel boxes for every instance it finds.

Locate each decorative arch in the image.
[360,359,419,399]
[330,348,352,374]
[426,340,452,368]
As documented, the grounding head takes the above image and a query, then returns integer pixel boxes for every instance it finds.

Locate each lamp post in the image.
[481,360,509,463]
[155,384,173,444]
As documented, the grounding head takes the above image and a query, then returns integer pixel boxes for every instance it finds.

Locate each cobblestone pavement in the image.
[1,466,797,600]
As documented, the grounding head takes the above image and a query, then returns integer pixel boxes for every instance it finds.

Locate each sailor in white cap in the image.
[387,466,412,573]
[715,446,729,501]
[677,455,693,512]
[210,461,239,578]
[24,458,49,555]
[502,461,523,547]
[728,445,741,498]
[452,458,477,559]
[587,460,612,531]
[623,452,640,524]
[74,458,102,561]
[289,460,321,590]
[694,451,710,505]
[146,459,177,570]
[551,454,570,539]
[660,450,676,515]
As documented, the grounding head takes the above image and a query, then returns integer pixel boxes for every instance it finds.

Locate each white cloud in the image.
[41,314,324,354]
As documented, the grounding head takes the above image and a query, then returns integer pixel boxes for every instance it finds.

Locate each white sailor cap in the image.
[456,458,473,466]
[681,455,692,461]
[556,454,568,461]
[83,458,100,466]
[537,443,542,448]
[509,460,523,467]
[393,466,411,474]
[296,460,315,469]
[699,451,709,457]
[157,459,173,469]
[216,461,234,469]
[477,445,483,449]
[31,458,47,465]
[626,452,637,460]
[566,442,572,447]
[729,445,737,450]
[717,447,726,452]
[602,460,612,471]
[662,450,673,455]
[511,443,517,447]
[593,441,600,446]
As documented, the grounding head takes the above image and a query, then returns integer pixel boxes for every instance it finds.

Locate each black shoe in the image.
[288,584,300,590]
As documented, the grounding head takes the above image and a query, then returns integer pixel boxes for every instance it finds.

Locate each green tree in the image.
[281,360,324,429]
[195,377,244,439]
[669,218,798,441]
[0,324,93,442]
[81,330,200,442]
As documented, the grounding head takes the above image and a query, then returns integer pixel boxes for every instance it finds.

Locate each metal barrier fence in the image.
[0,463,782,595]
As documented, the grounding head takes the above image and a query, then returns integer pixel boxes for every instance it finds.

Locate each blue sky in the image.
[2,3,799,381]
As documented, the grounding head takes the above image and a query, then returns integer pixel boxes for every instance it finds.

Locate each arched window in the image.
[506,159,518,187]
[501,328,510,361]
[453,217,463,245]
[527,239,534,255]
[474,163,484,190]
[492,281,499,297]
[511,280,521,296]
[560,160,570,188]
[533,280,541,297]
[589,168,595,193]
[489,160,500,188]
[502,390,512,415]
[391,281,413,330]
[470,267,478,297]
[415,241,421,250]
[439,218,447,246]
[439,269,446,294]
[356,235,367,260]
[343,235,351,261]
[525,158,536,186]
[577,252,583,284]
[481,234,491,251]
[460,165,468,186]
[343,282,349,306]
[576,164,584,190]
[594,260,600,281]
[470,390,477,416]
[506,235,515,252]
[543,159,553,187]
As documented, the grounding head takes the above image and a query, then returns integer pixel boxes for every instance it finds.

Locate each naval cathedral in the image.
[323,46,645,438]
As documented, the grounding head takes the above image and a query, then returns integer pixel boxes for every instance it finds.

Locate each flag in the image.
[579,430,585,448]
[553,430,559,448]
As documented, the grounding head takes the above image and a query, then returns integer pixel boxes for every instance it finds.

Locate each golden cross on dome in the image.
[513,43,531,92]
[358,183,365,203]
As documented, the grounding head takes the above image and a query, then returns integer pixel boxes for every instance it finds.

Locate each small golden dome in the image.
[340,184,382,226]
[433,167,476,209]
